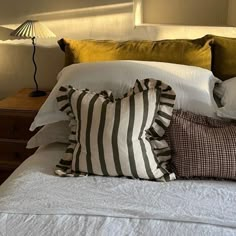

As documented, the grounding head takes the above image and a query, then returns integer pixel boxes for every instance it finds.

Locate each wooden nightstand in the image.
[0,88,49,184]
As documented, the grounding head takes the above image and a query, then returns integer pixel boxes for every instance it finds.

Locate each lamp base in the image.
[29,90,47,97]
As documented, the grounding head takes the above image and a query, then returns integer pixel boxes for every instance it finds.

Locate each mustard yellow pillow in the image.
[203,35,236,81]
[58,38,212,70]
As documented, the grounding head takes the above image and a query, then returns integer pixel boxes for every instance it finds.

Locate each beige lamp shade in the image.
[10,20,56,38]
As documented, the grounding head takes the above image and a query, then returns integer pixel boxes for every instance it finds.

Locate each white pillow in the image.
[215,77,236,119]
[30,60,220,131]
[27,121,70,148]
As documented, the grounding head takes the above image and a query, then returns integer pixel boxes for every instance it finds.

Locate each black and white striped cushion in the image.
[55,79,176,181]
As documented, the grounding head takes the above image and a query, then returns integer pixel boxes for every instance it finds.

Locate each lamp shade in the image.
[10,20,56,38]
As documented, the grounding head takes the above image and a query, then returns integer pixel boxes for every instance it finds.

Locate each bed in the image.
[1,35,236,236]
[1,143,236,236]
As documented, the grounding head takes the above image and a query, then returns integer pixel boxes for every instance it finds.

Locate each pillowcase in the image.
[30,61,220,131]
[55,79,176,181]
[214,77,236,119]
[166,110,236,180]
[27,121,70,149]
[58,38,212,69]
[203,34,236,81]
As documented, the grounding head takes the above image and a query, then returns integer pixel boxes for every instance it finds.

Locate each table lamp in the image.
[10,20,56,97]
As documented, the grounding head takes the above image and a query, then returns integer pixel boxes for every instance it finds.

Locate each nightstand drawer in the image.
[0,115,34,140]
[0,88,49,184]
[0,140,35,170]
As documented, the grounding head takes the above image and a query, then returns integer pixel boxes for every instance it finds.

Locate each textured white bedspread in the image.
[0,143,236,236]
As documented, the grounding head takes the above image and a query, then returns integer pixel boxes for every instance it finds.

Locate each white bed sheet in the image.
[0,143,236,236]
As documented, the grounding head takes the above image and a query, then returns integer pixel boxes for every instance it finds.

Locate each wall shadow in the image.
[0,26,23,41]
[0,43,64,98]
[0,0,132,24]
[0,0,136,98]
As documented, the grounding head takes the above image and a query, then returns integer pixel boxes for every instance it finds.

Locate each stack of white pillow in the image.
[27,60,229,149]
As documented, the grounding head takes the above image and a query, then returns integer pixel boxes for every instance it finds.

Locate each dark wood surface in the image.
[0,89,49,184]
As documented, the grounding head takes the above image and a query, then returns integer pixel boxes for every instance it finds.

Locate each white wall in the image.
[143,0,229,26]
[134,0,236,39]
[0,0,236,98]
[0,0,145,98]
[228,0,236,26]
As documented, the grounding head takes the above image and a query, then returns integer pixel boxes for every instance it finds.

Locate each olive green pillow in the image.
[203,35,236,81]
[58,38,212,70]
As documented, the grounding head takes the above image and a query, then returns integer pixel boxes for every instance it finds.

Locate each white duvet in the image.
[0,143,236,236]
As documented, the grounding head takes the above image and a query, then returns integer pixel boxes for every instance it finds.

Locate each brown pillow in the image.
[204,34,236,81]
[58,38,212,70]
[166,110,236,180]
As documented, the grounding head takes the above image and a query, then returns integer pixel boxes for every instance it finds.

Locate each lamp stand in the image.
[30,37,47,97]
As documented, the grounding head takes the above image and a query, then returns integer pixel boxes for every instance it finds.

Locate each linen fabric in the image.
[27,121,70,149]
[166,110,236,180]
[55,79,176,181]
[214,77,236,120]
[30,61,220,131]
[58,38,212,69]
[2,143,236,235]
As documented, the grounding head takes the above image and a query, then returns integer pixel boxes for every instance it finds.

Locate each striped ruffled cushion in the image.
[55,79,176,181]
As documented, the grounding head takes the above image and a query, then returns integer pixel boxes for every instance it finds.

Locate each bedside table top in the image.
[0,88,49,112]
